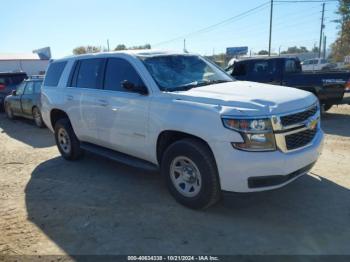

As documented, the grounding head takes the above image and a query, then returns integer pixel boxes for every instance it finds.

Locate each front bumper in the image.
[211,129,324,192]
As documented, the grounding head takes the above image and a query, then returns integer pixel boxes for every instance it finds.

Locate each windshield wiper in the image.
[166,79,233,92]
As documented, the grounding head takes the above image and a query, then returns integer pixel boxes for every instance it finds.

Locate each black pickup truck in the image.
[226,57,350,111]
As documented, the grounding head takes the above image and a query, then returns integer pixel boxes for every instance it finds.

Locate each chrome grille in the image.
[285,129,317,151]
[280,105,318,127]
[273,104,320,153]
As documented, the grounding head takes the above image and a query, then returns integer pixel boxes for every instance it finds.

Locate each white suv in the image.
[41,50,324,209]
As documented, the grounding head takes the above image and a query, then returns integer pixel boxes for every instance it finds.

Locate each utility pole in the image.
[107,39,110,52]
[323,35,327,59]
[268,0,274,56]
[183,39,187,53]
[318,3,325,58]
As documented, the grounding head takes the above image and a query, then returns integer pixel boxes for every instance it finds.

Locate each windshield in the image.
[139,55,233,91]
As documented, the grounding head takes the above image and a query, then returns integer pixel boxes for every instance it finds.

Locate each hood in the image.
[169,81,317,116]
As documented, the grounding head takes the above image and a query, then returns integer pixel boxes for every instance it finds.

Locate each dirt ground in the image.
[0,106,349,256]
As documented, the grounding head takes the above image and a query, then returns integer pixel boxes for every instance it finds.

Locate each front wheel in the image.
[54,118,83,161]
[161,138,221,209]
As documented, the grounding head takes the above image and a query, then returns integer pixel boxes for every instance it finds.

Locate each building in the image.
[0,47,51,76]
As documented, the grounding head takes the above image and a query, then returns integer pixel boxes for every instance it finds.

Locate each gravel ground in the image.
[0,106,349,255]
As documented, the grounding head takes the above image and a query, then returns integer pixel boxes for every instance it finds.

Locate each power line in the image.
[152,1,270,47]
[275,0,337,3]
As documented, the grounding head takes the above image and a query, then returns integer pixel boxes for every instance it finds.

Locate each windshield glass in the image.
[139,55,233,91]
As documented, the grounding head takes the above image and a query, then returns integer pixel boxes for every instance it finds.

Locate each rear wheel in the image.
[161,138,221,209]
[32,107,45,128]
[54,118,83,160]
[4,103,14,120]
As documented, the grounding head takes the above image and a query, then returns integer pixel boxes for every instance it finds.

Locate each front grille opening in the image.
[285,129,317,150]
[280,105,317,126]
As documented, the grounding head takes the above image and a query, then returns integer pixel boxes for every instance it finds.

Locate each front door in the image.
[96,57,150,160]
[11,82,26,114]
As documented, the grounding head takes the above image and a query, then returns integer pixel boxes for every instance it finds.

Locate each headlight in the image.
[222,118,276,151]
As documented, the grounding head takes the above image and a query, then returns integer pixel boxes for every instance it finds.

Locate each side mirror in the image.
[11,90,17,96]
[121,80,148,95]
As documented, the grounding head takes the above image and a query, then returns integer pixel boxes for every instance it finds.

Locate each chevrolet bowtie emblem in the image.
[307,118,319,130]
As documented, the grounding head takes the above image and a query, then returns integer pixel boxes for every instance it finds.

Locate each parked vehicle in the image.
[226,57,350,111]
[0,72,27,111]
[41,51,324,209]
[301,58,331,71]
[4,76,45,128]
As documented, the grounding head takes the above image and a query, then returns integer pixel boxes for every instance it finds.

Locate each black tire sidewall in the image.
[161,139,220,209]
[54,119,81,160]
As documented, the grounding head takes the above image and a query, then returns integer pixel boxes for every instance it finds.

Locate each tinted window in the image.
[285,59,298,73]
[253,61,268,74]
[24,82,34,95]
[0,74,26,86]
[34,81,43,93]
[75,59,104,89]
[11,75,27,85]
[104,58,144,92]
[232,63,247,76]
[251,60,276,75]
[44,61,67,87]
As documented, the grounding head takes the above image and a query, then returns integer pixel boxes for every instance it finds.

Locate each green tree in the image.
[114,44,151,51]
[331,0,350,61]
[312,46,319,53]
[115,44,127,51]
[258,50,269,55]
[73,45,101,55]
[281,46,309,54]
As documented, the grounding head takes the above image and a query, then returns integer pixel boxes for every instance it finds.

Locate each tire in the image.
[161,138,221,209]
[4,103,15,120]
[54,118,83,161]
[323,104,333,112]
[32,107,45,128]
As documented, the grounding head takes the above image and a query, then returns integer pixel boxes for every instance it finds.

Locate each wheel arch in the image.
[50,109,70,129]
[156,130,216,166]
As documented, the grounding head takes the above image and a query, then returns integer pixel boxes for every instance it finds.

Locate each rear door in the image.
[21,81,35,116]
[248,60,280,84]
[68,58,105,143]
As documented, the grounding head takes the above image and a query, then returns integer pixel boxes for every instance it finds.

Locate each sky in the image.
[0,0,340,58]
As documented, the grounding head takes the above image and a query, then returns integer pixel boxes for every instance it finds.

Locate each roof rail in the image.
[28,75,45,80]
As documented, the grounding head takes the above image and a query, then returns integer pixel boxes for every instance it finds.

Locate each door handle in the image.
[98,99,108,107]
[66,95,74,101]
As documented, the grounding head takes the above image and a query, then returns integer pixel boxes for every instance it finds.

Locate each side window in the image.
[321,59,327,64]
[252,61,269,75]
[285,59,298,73]
[74,58,104,89]
[34,81,43,93]
[104,58,144,92]
[16,82,26,95]
[44,61,67,87]
[232,63,247,76]
[24,82,34,95]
